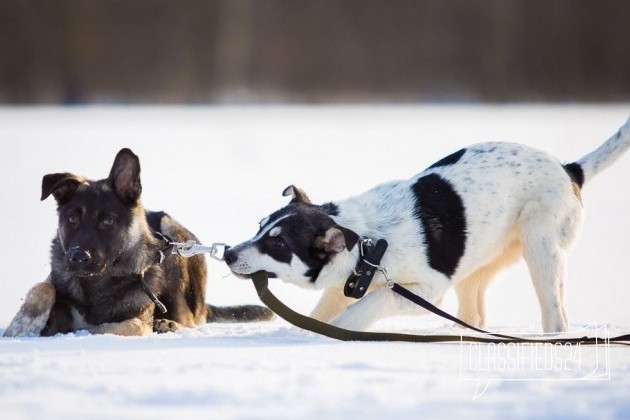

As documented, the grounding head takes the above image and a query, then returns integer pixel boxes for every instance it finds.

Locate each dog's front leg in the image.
[90,318,153,336]
[310,287,355,322]
[330,283,444,331]
[3,280,56,337]
[330,287,397,330]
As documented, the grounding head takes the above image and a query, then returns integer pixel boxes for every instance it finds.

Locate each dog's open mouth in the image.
[229,270,277,280]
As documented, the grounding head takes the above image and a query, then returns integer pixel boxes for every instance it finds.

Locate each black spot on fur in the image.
[563,163,584,188]
[412,174,467,278]
[320,202,339,216]
[427,148,466,169]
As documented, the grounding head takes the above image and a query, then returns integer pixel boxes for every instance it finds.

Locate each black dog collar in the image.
[344,238,388,299]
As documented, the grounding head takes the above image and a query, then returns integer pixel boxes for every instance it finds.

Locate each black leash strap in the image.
[391,283,528,341]
[251,272,630,345]
[390,283,630,344]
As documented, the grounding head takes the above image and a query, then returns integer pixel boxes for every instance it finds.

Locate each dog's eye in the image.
[100,216,115,228]
[270,237,287,249]
[68,214,79,225]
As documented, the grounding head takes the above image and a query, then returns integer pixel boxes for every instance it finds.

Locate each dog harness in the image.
[137,229,176,314]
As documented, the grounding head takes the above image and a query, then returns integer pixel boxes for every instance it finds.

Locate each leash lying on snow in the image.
[174,240,630,345]
[252,271,630,345]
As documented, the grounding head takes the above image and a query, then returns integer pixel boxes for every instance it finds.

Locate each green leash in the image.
[251,271,630,345]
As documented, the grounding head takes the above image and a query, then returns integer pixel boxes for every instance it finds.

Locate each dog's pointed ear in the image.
[282,185,312,204]
[108,148,142,205]
[41,173,84,205]
[313,226,359,256]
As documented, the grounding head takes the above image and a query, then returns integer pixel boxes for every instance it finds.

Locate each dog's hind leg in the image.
[310,287,355,322]
[3,280,56,337]
[90,317,153,336]
[455,241,522,329]
[519,201,581,333]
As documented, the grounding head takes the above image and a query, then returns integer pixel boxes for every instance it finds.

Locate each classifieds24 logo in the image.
[460,323,610,399]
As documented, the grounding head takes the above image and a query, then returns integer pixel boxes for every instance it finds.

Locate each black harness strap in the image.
[252,271,630,345]
[151,230,175,264]
[138,229,174,315]
[140,273,167,314]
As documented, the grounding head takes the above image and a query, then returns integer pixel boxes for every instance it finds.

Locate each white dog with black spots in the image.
[225,117,630,333]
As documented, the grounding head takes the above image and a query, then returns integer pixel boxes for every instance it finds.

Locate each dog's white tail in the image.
[571,116,630,186]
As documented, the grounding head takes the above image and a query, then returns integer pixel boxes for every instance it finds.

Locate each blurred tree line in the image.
[1,0,629,104]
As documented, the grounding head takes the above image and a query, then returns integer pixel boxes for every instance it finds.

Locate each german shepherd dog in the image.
[3,148,272,337]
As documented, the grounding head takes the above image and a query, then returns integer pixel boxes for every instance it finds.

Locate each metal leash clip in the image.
[380,266,396,289]
[171,240,228,261]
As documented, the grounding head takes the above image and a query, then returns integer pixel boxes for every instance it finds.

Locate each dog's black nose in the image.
[69,249,91,264]
[223,248,237,265]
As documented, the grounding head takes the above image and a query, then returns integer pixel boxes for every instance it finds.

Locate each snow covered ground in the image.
[1,105,629,418]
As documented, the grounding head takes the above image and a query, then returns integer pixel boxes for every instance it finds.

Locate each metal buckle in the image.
[359,238,373,257]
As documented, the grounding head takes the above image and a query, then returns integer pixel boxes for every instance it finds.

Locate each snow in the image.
[1,105,630,418]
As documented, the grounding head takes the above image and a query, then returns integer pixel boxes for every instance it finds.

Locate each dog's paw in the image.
[153,318,182,334]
